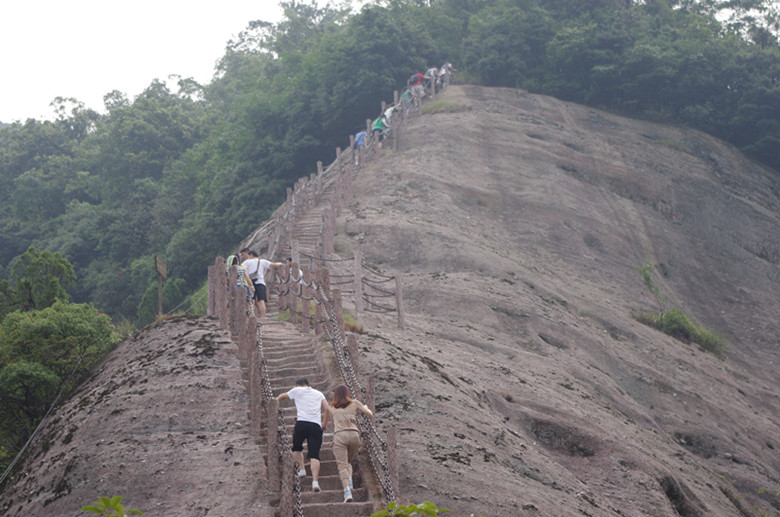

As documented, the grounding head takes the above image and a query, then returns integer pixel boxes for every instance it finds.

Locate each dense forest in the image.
[0,0,779,473]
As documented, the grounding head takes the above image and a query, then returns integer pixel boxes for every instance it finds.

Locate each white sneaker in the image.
[348,477,353,490]
[297,469,306,478]
[312,480,321,492]
[344,487,353,502]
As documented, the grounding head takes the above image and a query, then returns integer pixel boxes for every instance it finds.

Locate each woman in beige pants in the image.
[327,385,373,502]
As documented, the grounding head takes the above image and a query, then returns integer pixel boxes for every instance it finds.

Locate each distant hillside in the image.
[2,86,779,517]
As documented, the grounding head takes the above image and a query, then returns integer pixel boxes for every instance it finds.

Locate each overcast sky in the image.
[0,0,286,123]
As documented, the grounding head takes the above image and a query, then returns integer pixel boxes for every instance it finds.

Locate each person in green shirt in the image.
[371,114,391,150]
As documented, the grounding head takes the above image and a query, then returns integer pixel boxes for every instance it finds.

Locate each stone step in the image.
[295,501,376,517]
[270,486,368,506]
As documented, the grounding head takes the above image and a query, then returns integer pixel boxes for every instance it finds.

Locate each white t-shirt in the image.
[255,259,272,285]
[242,257,260,281]
[286,386,325,425]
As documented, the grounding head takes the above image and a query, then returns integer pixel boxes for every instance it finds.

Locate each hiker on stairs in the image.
[326,385,374,503]
[277,378,331,493]
[240,248,283,320]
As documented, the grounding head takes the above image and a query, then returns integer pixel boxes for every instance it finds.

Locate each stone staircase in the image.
[259,316,377,517]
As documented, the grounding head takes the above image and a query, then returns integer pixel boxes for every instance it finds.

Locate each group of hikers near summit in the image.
[353,62,457,166]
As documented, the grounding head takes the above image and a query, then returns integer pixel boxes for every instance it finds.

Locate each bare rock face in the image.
[2,86,779,517]
[337,85,780,516]
[0,317,272,517]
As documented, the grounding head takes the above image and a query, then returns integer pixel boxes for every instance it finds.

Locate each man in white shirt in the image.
[277,378,330,492]
[240,248,283,319]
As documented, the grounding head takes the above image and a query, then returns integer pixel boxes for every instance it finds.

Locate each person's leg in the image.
[256,284,268,319]
[307,423,324,490]
[333,433,350,489]
[252,282,263,316]
[293,451,305,474]
[346,432,362,482]
[291,422,307,476]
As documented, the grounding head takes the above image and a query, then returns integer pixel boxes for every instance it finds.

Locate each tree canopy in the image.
[0,0,778,328]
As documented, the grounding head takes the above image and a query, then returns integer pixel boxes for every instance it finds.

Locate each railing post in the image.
[353,250,363,316]
[316,160,324,195]
[347,334,360,380]
[207,264,216,317]
[387,426,399,502]
[395,276,405,328]
[393,91,399,152]
[267,398,281,492]
[280,450,295,515]
[331,288,345,346]
[301,267,311,334]
[314,269,327,336]
[250,348,261,437]
[366,375,375,413]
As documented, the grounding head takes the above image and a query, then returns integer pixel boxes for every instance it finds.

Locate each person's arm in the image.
[277,392,290,402]
[270,262,284,268]
[357,401,374,418]
[321,399,331,429]
[244,271,254,290]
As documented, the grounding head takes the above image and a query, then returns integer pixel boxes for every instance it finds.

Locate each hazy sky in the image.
[0,0,286,123]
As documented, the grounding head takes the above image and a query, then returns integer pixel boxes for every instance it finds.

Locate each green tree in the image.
[0,360,59,452]
[0,300,118,383]
[0,246,75,317]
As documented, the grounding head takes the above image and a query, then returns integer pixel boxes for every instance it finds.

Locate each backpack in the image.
[409,73,419,85]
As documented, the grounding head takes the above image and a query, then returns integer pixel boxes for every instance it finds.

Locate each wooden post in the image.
[217,257,229,330]
[280,451,294,515]
[347,334,360,380]
[353,250,363,315]
[301,267,311,334]
[207,264,215,317]
[289,262,299,325]
[314,269,326,336]
[366,375,375,412]
[154,255,167,317]
[267,398,281,492]
[395,276,405,328]
[393,91,399,152]
[332,289,345,345]
[387,426,400,502]
[365,118,372,159]
[250,349,261,436]
[317,160,324,195]
[349,133,357,167]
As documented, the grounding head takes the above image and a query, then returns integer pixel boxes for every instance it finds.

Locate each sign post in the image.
[154,255,167,317]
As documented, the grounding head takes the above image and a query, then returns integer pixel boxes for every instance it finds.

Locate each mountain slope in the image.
[2,85,779,516]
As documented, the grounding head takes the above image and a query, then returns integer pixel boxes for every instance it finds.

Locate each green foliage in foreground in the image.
[422,101,466,114]
[372,501,450,517]
[634,261,728,357]
[81,495,143,516]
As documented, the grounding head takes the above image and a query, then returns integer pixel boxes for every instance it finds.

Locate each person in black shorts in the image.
[277,378,330,492]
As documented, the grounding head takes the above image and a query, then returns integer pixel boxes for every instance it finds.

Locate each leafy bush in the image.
[372,501,449,517]
[633,262,727,357]
[81,495,142,516]
[422,101,466,114]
